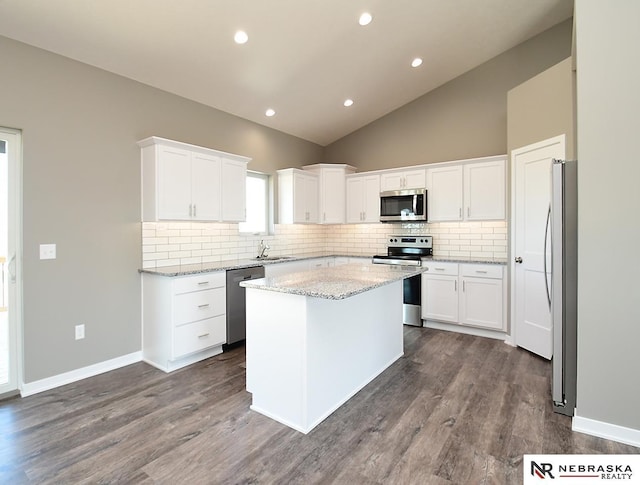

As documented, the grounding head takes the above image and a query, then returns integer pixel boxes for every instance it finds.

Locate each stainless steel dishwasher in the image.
[226,265,265,346]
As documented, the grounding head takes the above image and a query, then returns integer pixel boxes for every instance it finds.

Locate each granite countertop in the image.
[139,253,507,277]
[427,256,508,265]
[240,262,424,300]
[139,253,370,277]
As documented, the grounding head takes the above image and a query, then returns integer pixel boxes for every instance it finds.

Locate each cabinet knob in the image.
[515,257,523,264]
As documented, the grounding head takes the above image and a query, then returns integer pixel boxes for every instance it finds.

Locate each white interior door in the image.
[0,128,21,395]
[512,135,565,359]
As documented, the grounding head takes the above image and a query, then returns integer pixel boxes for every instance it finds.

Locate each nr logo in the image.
[531,461,555,479]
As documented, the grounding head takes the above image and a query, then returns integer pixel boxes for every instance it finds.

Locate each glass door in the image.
[0,128,21,395]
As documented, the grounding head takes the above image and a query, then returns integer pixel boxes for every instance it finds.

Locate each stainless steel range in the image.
[372,235,433,326]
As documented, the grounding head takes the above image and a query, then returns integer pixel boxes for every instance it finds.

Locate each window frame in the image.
[239,171,273,235]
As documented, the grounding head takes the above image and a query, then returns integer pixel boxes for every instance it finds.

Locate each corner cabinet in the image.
[142,271,227,372]
[302,164,356,224]
[277,169,319,224]
[426,156,506,222]
[139,136,250,222]
[346,174,381,223]
[422,262,506,332]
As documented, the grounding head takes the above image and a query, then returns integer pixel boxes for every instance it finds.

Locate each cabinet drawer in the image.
[174,287,225,325]
[460,264,503,279]
[173,315,226,358]
[422,261,458,276]
[173,271,225,295]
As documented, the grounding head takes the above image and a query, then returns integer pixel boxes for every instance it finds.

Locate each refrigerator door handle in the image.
[543,204,552,310]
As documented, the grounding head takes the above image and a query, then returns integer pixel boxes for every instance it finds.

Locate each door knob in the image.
[515,257,523,264]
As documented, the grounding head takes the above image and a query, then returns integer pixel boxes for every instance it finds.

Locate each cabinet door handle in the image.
[197,281,209,285]
[459,207,462,218]
[362,211,366,221]
[435,268,445,271]
[454,280,457,291]
[463,281,466,292]
[198,333,210,339]
[198,303,210,309]
[475,270,487,274]
[193,204,197,217]
[467,207,470,217]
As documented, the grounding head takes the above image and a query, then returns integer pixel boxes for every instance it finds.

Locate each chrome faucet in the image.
[257,240,270,259]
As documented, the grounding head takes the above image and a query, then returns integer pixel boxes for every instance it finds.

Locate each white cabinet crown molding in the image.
[137,136,251,164]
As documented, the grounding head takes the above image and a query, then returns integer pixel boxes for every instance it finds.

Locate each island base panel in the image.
[245,281,404,434]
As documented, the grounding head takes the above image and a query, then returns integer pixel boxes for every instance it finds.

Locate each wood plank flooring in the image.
[1,327,637,484]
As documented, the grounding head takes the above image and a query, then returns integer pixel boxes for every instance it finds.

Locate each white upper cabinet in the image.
[278,168,319,224]
[139,137,250,222]
[346,174,380,223]
[302,164,356,224]
[380,168,426,191]
[427,156,506,222]
[190,151,222,221]
[426,165,463,221]
[463,159,506,220]
[157,145,194,220]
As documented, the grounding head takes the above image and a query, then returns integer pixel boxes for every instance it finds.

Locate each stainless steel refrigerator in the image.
[549,159,578,416]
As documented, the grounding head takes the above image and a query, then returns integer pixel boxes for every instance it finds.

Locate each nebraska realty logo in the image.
[524,455,640,484]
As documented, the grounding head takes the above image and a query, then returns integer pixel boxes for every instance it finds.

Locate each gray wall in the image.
[575,1,640,430]
[324,19,573,170]
[0,36,323,383]
[507,57,575,160]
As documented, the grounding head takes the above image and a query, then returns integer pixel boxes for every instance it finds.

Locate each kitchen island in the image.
[241,262,423,434]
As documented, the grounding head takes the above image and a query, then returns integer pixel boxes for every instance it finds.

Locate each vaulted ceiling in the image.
[0,0,573,145]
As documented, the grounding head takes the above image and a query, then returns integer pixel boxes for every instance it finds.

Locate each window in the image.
[239,171,270,234]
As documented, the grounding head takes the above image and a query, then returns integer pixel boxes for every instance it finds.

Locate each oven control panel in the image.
[388,235,432,248]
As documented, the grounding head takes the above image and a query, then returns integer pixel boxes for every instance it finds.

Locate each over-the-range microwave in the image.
[380,188,428,222]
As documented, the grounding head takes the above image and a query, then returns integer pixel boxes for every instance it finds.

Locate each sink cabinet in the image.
[142,271,227,372]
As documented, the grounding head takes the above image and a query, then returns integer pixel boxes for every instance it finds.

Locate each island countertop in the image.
[240,262,423,300]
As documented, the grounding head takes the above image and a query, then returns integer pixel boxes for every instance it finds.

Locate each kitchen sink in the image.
[252,256,293,261]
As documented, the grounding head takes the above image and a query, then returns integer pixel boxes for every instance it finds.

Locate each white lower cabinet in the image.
[421,262,459,323]
[422,262,505,332]
[143,271,227,372]
[459,264,504,330]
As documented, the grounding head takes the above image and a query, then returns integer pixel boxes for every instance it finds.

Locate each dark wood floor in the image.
[1,327,637,484]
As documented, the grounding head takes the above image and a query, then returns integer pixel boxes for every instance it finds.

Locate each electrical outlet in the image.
[75,324,85,340]
[40,244,57,260]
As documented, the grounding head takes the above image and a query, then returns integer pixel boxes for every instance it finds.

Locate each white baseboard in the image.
[423,320,507,341]
[20,351,142,397]
[572,414,640,448]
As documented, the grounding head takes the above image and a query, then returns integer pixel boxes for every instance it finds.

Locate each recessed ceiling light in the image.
[358,12,373,26]
[343,99,354,107]
[411,58,423,68]
[265,108,276,117]
[234,30,248,44]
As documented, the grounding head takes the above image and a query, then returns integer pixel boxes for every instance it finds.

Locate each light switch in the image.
[40,244,56,260]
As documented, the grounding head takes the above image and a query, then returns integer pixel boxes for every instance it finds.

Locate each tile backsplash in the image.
[142,220,507,269]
